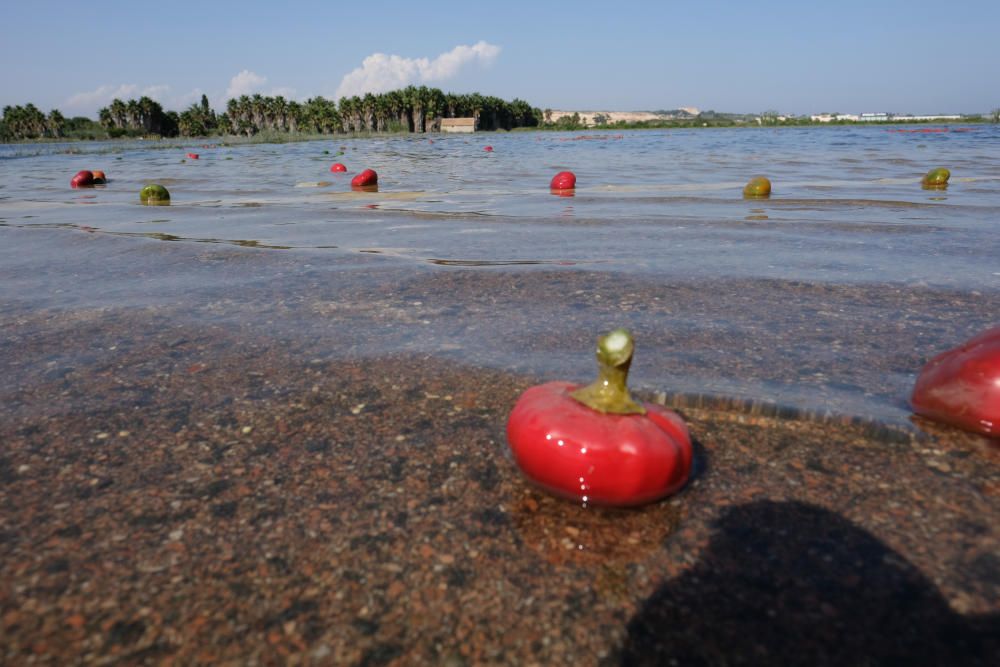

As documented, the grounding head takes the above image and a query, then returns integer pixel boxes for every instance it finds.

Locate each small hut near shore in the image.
[439,117,477,133]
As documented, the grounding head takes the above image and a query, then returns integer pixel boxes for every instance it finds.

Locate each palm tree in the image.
[411,86,431,133]
[382,90,404,131]
[338,96,353,133]
[360,93,376,132]
[250,94,265,130]
[46,109,65,138]
[110,99,127,128]
[374,94,390,132]
[287,101,302,133]
[467,93,484,130]
[424,88,445,131]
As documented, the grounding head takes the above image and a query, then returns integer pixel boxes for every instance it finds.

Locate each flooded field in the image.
[2,126,999,424]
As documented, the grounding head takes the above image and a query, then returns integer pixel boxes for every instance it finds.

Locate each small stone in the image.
[241,426,253,434]
[926,459,952,473]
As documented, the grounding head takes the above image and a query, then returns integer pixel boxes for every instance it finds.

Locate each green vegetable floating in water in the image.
[140,184,170,205]
[743,176,771,198]
[921,167,950,189]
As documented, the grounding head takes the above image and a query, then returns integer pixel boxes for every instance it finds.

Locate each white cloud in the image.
[168,87,208,111]
[335,41,500,99]
[268,86,298,100]
[65,83,170,113]
[226,70,267,99]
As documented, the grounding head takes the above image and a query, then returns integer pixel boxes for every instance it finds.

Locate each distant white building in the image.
[859,112,891,122]
[440,118,476,133]
[892,114,962,122]
[810,113,860,122]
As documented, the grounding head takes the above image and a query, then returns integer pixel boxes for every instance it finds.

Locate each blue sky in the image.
[2,0,997,117]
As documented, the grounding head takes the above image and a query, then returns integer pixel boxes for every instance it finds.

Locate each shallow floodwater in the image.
[2,126,999,428]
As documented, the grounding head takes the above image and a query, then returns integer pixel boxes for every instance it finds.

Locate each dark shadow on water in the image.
[617,500,999,666]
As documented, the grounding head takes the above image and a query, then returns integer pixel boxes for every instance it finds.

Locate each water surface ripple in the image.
[2,126,999,428]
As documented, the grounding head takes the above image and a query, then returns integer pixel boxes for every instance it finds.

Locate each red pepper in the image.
[187,153,199,160]
[351,169,378,187]
[550,171,576,191]
[330,163,347,172]
[70,170,94,188]
[507,329,693,506]
[911,326,1000,437]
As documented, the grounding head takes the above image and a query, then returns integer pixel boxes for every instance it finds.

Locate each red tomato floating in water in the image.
[484,145,493,152]
[91,170,107,184]
[187,153,199,160]
[911,327,1000,437]
[506,329,693,506]
[550,171,576,191]
[330,163,347,172]
[70,170,94,188]
[351,169,378,187]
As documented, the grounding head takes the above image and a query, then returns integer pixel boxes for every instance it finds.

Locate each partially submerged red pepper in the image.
[70,170,94,188]
[911,326,1000,437]
[351,168,378,188]
[550,171,576,192]
[507,329,693,506]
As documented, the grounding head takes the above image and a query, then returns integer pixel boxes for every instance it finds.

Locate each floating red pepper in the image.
[507,329,693,506]
[550,171,576,192]
[484,145,493,152]
[351,168,378,188]
[70,170,94,188]
[330,163,347,172]
[187,153,199,160]
[91,170,107,185]
[911,327,1000,437]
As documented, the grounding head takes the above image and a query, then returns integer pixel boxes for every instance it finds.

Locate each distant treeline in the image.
[1,87,541,141]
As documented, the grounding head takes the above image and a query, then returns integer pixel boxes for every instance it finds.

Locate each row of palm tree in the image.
[97,96,177,136]
[1,104,65,140]
[218,86,540,137]
[2,87,541,141]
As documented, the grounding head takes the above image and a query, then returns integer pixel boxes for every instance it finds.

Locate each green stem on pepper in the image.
[570,328,647,415]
